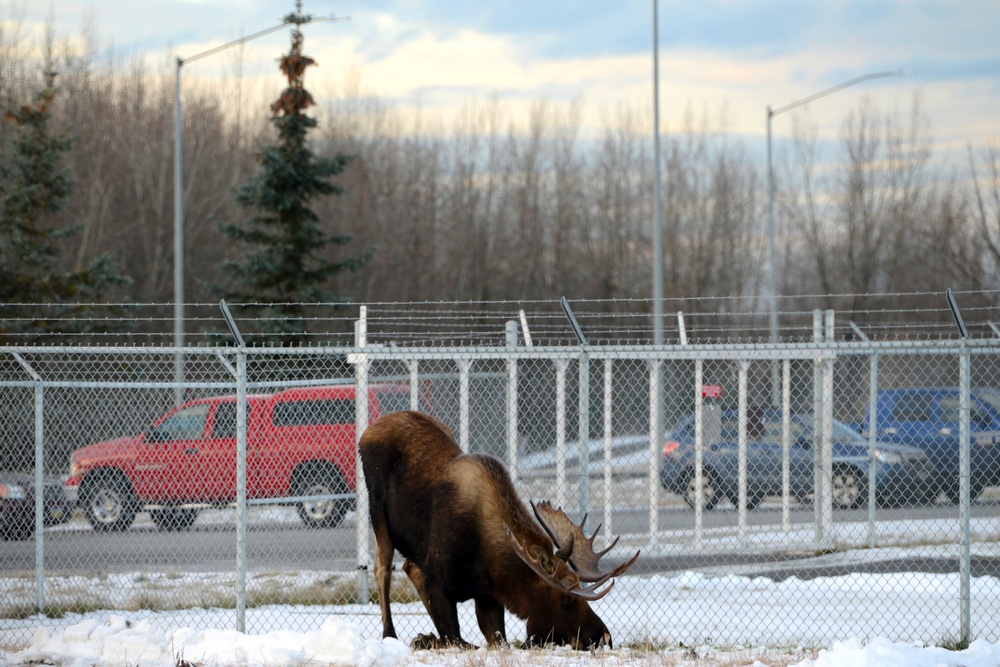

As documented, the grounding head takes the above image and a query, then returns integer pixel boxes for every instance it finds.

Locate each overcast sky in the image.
[9,0,1000,156]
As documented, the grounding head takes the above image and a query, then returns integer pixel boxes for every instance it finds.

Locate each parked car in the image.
[659,410,932,510]
[0,471,72,541]
[517,434,656,478]
[858,388,1000,502]
[64,382,422,533]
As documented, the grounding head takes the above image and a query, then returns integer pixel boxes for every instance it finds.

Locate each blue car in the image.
[859,388,1000,502]
[659,410,932,510]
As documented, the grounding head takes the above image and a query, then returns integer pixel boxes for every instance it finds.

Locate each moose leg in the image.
[402,560,470,649]
[402,559,433,617]
[474,595,507,646]
[372,521,397,639]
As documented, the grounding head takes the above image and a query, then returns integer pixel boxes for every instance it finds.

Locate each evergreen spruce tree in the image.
[217,3,369,344]
[0,71,129,342]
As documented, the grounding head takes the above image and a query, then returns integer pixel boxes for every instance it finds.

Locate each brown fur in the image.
[359,410,613,649]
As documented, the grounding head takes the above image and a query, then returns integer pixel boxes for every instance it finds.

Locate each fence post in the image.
[819,310,835,544]
[218,301,247,633]
[352,310,372,605]
[458,359,471,453]
[648,359,661,542]
[781,359,792,543]
[737,360,749,539]
[554,358,569,510]
[867,351,879,548]
[694,359,704,544]
[505,323,519,480]
[602,359,614,536]
[408,360,419,411]
[959,342,972,645]
[578,350,590,524]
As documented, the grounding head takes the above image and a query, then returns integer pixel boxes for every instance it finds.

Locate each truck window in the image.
[891,394,933,422]
[272,399,355,426]
[940,396,991,427]
[211,402,252,439]
[154,404,210,441]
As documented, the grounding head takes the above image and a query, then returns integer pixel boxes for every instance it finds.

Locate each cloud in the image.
[9,0,1000,153]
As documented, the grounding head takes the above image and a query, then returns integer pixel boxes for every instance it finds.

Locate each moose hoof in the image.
[410,634,474,650]
[411,634,441,650]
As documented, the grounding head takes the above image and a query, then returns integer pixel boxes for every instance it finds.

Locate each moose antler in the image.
[505,501,640,601]
[532,501,640,584]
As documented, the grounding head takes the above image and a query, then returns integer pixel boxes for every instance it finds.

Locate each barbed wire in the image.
[0,290,997,346]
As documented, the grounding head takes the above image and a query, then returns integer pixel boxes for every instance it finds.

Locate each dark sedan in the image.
[0,471,73,540]
[659,410,932,511]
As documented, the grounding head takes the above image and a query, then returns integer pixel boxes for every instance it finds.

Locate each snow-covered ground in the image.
[4,503,1000,666]
[4,566,1000,667]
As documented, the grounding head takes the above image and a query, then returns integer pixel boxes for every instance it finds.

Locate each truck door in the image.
[193,400,245,501]
[136,403,211,502]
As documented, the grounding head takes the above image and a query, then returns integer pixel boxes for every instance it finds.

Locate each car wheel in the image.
[150,508,199,532]
[682,468,720,511]
[940,479,985,505]
[82,475,137,533]
[294,467,351,529]
[831,465,865,510]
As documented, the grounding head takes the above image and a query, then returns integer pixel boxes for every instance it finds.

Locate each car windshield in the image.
[681,413,862,443]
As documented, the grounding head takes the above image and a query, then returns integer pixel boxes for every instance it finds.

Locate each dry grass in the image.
[398,643,818,667]
[2,571,424,620]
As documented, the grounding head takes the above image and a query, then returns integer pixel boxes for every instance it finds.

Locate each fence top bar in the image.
[2,338,999,358]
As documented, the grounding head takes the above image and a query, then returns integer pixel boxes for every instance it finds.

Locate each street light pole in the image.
[172,16,344,403]
[652,0,663,346]
[765,69,903,404]
[766,69,903,347]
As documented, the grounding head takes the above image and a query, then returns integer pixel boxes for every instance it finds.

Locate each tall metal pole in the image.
[766,69,903,404]
[767,69,904,350]
[652,0,664,345]
[767,106,778,405]
[173,58,185,405]
[650,1,666,547]
[172,17,343,403]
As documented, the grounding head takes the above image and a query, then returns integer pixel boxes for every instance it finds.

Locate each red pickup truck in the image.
[64,383,416,533]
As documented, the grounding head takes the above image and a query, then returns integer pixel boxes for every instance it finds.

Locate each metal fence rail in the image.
[2,309,1000,648]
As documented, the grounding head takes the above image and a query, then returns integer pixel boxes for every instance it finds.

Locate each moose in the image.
[359,410,639,649]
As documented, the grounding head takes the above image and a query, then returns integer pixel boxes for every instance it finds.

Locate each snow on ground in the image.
[4,568,1000,667]
[5,504,1000,665]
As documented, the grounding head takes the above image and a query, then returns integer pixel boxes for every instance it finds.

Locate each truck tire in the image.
[293,466,351,529]
[82,473,137,533]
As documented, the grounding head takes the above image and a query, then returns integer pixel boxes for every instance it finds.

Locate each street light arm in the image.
[181,22,290,66]
[179,15,349,66]
[769,69,905,118]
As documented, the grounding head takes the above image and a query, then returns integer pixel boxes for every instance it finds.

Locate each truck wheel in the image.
[831,465,865,509]
[294,467,351,529]
[150,508,199,532]
[82,474,137,533]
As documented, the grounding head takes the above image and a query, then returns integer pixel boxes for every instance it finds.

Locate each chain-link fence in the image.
[2,305,1000,649]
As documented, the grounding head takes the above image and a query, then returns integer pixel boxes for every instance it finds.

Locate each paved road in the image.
[3,499,998,578]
